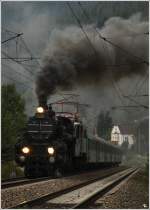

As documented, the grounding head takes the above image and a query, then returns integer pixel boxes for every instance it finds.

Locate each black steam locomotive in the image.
[15,105,122,178]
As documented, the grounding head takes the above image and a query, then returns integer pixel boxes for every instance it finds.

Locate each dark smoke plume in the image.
[36,14,148,105]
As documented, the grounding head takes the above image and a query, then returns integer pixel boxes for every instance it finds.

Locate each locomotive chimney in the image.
[39,98,47,108]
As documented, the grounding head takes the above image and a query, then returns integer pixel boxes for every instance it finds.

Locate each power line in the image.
[2,57,145,67]
[77,2,148,115]
[2,28,42,70]
[66,2,119,114]
[2,51,35,76]
[78,2,149,66]
[2,28,18,35]
[66,2,98,56]
[2,63,35,82]
[127,73,148,107]
[104,62,146,67]
[135,74,149,95]
[109,76,132,114]
[123,95,148,109]
[2,33,23,44]
[126,72,148,108]
[125,94,149,97]
[2,57,41,62]
[104,32,149,39]
[20,36,42,68]
[66,3,148,118]
[67,3,145,68]
[112,105,148,110]
[2,72,35,91]
[77,2,131,113]
[67,2,134,115]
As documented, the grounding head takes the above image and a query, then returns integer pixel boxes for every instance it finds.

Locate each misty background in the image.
[2,1,149,130]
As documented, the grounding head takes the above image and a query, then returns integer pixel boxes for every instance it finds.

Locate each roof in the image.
[119,125,135,135]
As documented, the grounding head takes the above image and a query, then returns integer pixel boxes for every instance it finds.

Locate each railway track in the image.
[1,168,115,189]
[8,167,136,209]
[1,176,53,189]
[1,167,124,189]
[2,177,24,182]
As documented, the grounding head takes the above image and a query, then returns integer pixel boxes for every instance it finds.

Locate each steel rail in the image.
[2,176,54,189]
[2,176,25,182]
[73,168,138,209]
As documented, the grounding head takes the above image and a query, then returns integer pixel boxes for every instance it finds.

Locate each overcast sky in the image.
[2,1,148,54]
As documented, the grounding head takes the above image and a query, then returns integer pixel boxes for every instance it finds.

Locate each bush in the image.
[2,161,24,180]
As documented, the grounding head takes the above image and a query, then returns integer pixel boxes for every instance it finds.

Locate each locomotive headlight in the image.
[37,107,44,113]
[48,147,54,155]
[22,147,30,154]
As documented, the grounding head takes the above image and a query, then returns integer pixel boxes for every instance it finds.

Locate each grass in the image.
[122,154,148,168]
[122,154,149,184]
[2,161,24,180]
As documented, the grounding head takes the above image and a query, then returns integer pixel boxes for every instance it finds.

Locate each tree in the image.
[121,140,129,152]
[2,84,27,160]
[97,111,113,141]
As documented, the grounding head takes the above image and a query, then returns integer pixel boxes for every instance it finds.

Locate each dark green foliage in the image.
[2,84,27,160]
[2,161,24,179]
[97,111,113,141]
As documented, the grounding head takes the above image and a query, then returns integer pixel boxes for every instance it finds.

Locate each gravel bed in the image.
[1,166,125,208]
[91,169,149,209]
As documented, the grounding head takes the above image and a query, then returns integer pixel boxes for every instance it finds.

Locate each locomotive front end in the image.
[15,106,65,178]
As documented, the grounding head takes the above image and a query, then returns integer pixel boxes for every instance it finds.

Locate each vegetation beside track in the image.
[2,161,24,180]
[2,84,26,180]
[122,153,148,168]
[2,84,27,161]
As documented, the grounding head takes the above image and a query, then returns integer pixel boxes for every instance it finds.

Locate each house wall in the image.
[111,126,122,145]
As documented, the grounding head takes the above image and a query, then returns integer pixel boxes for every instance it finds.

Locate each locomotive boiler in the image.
[15,104,122,178]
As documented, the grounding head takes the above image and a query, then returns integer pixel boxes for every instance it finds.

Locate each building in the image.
[111,126,122,145]
[111,125,135,148]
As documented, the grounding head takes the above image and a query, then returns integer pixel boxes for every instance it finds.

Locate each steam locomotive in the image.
[15,105,122,178]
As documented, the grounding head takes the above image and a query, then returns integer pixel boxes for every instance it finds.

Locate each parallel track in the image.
[2,177,24,182]
[9,167,132,209]
[2,176,54,189]
[2,166,125,189]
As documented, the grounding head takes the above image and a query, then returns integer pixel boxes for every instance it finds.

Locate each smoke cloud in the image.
[36,13,148,105]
